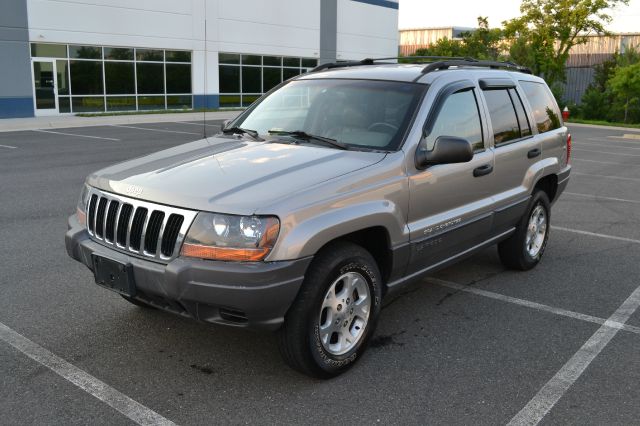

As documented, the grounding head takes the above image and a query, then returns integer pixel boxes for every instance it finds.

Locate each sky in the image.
[398,0,640,33]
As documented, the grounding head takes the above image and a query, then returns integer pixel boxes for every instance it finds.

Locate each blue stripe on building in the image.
[0,97,34,118]
[351,0,399,9]
[193,94,220,109]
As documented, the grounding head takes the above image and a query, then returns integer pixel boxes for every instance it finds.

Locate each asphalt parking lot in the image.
[1,120,639,425]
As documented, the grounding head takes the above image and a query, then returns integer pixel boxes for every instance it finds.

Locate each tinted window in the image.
[31,43,67,58]
[136,49,163,62]
[520,81,561,133]
[509,88,532,137]
[105,62,135,94]
[166,64,191,93]
[136,63,164,94]
[242,66,261,93]
[483,89,521,145]
[219,65,240,93]
[70,60,103,94]
[425,89,484,151]
[165,50,191,62]
[69,45,102,59]
[104,48,133,60]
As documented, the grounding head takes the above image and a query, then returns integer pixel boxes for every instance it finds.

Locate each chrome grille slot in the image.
[95,197,108,238]
[129,208,148,251]
[87,194,98,233]
[161,214,184,257]
[104,201,119,242]
[143,211,165,255]
[86,189,196,263]
[116,204,133,246]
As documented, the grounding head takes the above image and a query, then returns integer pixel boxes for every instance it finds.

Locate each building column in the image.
[319,0,337,65]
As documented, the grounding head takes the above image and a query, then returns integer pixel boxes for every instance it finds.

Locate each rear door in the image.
[478,78,540,234]
[406,80,495,275]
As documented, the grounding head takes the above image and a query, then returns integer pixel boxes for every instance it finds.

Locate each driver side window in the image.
[425,89,484,152]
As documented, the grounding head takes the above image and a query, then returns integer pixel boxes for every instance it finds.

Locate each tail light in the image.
[566,133,571,165]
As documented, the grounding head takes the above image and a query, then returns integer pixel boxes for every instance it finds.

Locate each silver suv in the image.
[66,58,571,378]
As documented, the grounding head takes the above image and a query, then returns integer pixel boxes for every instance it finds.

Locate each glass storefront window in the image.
[302,58,318,68]
[263,56,282,66]
[242,67,261,93]
[136,49,164,61]
[166,50,191,62]
[69,45,102,59]
[106,96,136,111]
[31,43,67,58]
[242,55,261,65]
[219,53,240,64]
[56,60,70,95]
[105,62,135,94]
[138,96,165,110]
[219,95,241,108]
[136,63,164,94]
[219,65,240,93]
[242,95,260,107]
[167,95,192,109]
[104,47,134,60]
[283,68,300,81]
[32,43,192,114]
[263,67,282,92]
[283,57,300,67]
[72,96,105,112]
[166,64,191,94]
[70,60,103,94]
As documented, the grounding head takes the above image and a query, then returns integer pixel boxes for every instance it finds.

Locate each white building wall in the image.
[336,0,398,60]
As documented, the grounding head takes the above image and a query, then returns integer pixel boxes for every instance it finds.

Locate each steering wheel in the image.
[368,122,398,133]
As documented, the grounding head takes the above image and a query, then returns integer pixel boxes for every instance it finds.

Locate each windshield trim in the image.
[224,78,429,153]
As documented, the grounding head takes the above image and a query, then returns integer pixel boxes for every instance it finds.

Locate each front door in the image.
[406,82,495,275]
[32,60,59,116]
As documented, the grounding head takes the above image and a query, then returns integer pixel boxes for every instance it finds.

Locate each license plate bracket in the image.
[91,254,136,297]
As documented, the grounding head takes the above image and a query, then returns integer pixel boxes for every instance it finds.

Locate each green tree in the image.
[503,0,629,86]
[608,62,640,123]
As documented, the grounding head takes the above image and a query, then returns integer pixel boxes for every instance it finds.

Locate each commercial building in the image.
[0,0,399,118]
[398,27,640,104]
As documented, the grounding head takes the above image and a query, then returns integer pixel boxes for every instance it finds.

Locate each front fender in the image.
[268,200,407,260]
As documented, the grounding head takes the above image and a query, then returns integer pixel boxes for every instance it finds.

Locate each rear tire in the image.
[498,190,551,271]
[277,241,382,379]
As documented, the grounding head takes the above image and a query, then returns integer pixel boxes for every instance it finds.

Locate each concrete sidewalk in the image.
[0,111,241,132]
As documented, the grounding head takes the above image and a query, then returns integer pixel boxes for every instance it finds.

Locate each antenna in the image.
[202,0,207,139]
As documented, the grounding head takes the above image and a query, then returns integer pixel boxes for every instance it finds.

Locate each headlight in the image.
[76,184,90,227]
[181,213,280,261]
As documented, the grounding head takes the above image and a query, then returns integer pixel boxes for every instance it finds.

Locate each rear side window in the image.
[483,89,521,146]
[520,81,561,133]
[425,89,484,152]
[509,88,532,138]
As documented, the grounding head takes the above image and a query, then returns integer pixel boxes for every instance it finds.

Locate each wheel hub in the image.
[318,271,371,356]
[525,204,547,258]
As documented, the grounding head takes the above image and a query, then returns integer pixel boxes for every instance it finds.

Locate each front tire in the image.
[277,242,382,379]
[498,190,551,270]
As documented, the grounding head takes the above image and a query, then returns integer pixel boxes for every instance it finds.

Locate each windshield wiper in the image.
[221,126,263,141]
[267,130,349,150]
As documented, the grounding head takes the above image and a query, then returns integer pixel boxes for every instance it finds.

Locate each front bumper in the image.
[65,215,311,331]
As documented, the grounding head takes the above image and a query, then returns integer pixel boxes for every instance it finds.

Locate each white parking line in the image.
[0,322,176,426]
[110,124,201,135]
[583,140,640,150]
[552,226,640,245]
[573,148,640,157]
[429,278,640,335]
[0,144,17,149]
[33,129,120,141]
[571,158,640,167]
[173,121,221,128]
[564,192,640,205]
[573,171,640,182]
[508,284,640,426]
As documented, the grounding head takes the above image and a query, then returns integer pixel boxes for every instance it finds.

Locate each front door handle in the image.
[528,148,541,158]
[473,164,493,177]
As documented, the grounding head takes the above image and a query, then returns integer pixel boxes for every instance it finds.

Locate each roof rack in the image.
[311,56,532,75]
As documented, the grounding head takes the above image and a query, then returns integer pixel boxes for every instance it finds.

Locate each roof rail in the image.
[310,57,532,75]
[421,59,532,75]
[311,56,475,72]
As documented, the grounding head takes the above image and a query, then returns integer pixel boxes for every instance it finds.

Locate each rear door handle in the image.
[528,148,541,158]
[473,164,493,177]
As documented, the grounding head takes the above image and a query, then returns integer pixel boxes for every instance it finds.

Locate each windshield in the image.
[231,78,426,151]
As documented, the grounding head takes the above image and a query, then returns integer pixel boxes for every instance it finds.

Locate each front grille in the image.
[85,189,197,262]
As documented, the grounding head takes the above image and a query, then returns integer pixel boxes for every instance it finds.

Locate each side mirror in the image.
[416,136,474,169]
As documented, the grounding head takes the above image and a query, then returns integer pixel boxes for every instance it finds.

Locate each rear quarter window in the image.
[520,81,561,133]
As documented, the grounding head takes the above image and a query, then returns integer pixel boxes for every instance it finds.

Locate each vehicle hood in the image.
[88,137,387,215]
